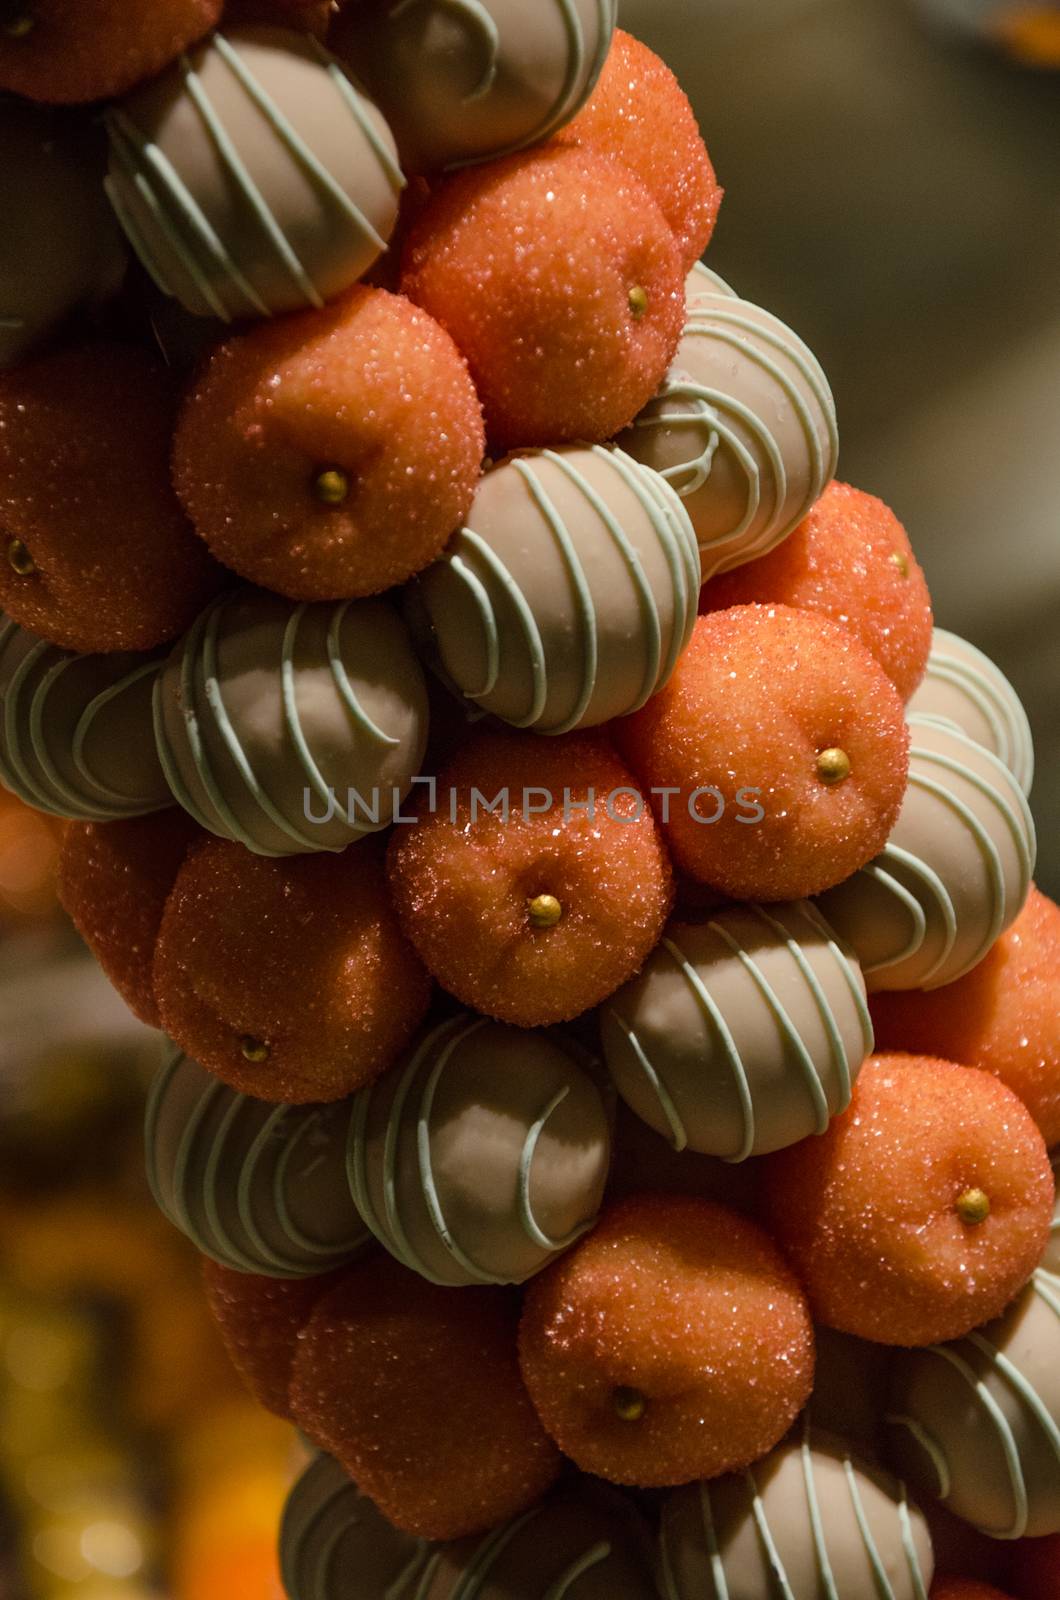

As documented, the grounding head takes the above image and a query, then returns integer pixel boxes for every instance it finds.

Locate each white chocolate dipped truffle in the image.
[660,1425,934,1600]
[412,445,700,735]
[886,1270,1060,1540]
[600,901,873,1160]
[331,0,616,174]
[0,104,126,370]
[105,27,404,323]
[280,1453,431,1600]
[0,615,169,821]
[907,628,1034,796]
[684,259,736,307]
[817,718,1036,992]
[153,588,429,857]
[617,286,838,579]
[348,1014,612,1287]
[1042,1152,1060,1279]
[145,1049,369,1278]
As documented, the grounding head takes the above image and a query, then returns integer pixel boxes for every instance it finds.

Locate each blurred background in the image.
[0,1,1056,1595]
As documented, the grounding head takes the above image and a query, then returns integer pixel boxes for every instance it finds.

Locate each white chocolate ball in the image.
[105,27,404,322]
[281,1454,431,1600]
[153,588,429,857]
[907,627,1034,796]
[413,445,700,735]
[600,901,872,1160]
[817,718,1036,991]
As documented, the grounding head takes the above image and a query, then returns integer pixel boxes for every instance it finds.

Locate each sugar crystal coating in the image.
[763,1053,1054,1346]
[289,1255,560,1539]
[0,0,222,104]
[203,1258,341,1421]
[401,144,684,451]
[518,1193,814,1487]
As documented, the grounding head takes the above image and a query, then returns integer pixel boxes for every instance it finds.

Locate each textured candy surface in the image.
[871,886,1060,1147]
[402,144,684,451]
[172,287,484,599]
[518,1193,814,1486]
[203,1259,341,1420]
[58,811,200,1027]
[618,605,909,901]
[702,481,934,700]
[555,29,722,269]
[908,627,1035,794]
[387,729,673,1026]
[0,345,221,653]
[0,0,221,103]
[154,836,431,1103]
[289,1255,560,1539]
[764,1053,1054,1346]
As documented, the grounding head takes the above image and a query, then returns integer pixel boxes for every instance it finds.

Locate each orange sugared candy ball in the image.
[618,604,909,901]
[0,0,221,104]
[172,286,484,601]
[223,0,332,33]
[401,144,684,452]
[518,1194,814,1488]
[932,1585,1018,1600]
[556,30,723,271]
[702,481,934,700]
[1012,1534,1060,1600]
[59,811,201,1028]
[871,886,1060,1147]
[0,344,221,654]
[386,730,674,1028]
[202,1259,341,1422]
[763,1053,1054,1347]
[289,1255,560,1540]
[154,837,432,1104]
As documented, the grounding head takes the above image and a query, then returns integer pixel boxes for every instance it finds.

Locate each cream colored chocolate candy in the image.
[907,627,1034,796]
[684,259,736,307]
[0,104,126,369]
[886,1271,1060,1540]
[660,1426,934,1600]
[280,1453,431,1600]
[617,286,838,579]
[105,27,404,322]
[331,0,616,174]
[600,901,873,1160]
[0,615,169,822]
[1042,1152,1060,1279]
[817,718,1036,991]
[146,1049,370,1278]
[154,588,429,857]
[348,1015,611,1287]
[412,446,700,735]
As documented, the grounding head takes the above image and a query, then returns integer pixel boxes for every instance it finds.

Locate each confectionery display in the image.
[172,285,485,598]
[289,1255,561,1539]
[145,1048,370,1275]
[0,2,1049,1591]
[387,729,673,1026]
[411,444,700,734]
[332,0,617,174]
[658,1426,935,1600]
[105,26,404,321]
[764,1054,1054,1346]
[401,143,685,449]
[0,0,222,104]
[817,717,1037,991]
[518,1194,814,1486]
[886,1271,1060,1539]
[58,810,201,1026]
[619,604,909,901]
[907,626,1035,793]
[872,885,1060,1146]
[702,480,935,700]
[0,616,171,821]
[154,835,431,1102]
[0,103,126,369]
[618,280,838,579]
[601,900,873,1159]
[0,343,221,653]
[153,588,430,858]
[349,1013,611,1287]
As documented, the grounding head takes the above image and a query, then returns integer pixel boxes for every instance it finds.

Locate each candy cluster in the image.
[2,2,1057,1596]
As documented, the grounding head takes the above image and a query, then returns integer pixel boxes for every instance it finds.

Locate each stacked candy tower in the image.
[1,2,1058,1596]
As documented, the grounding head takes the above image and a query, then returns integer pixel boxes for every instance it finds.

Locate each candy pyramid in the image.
[2,2,1057,1596]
